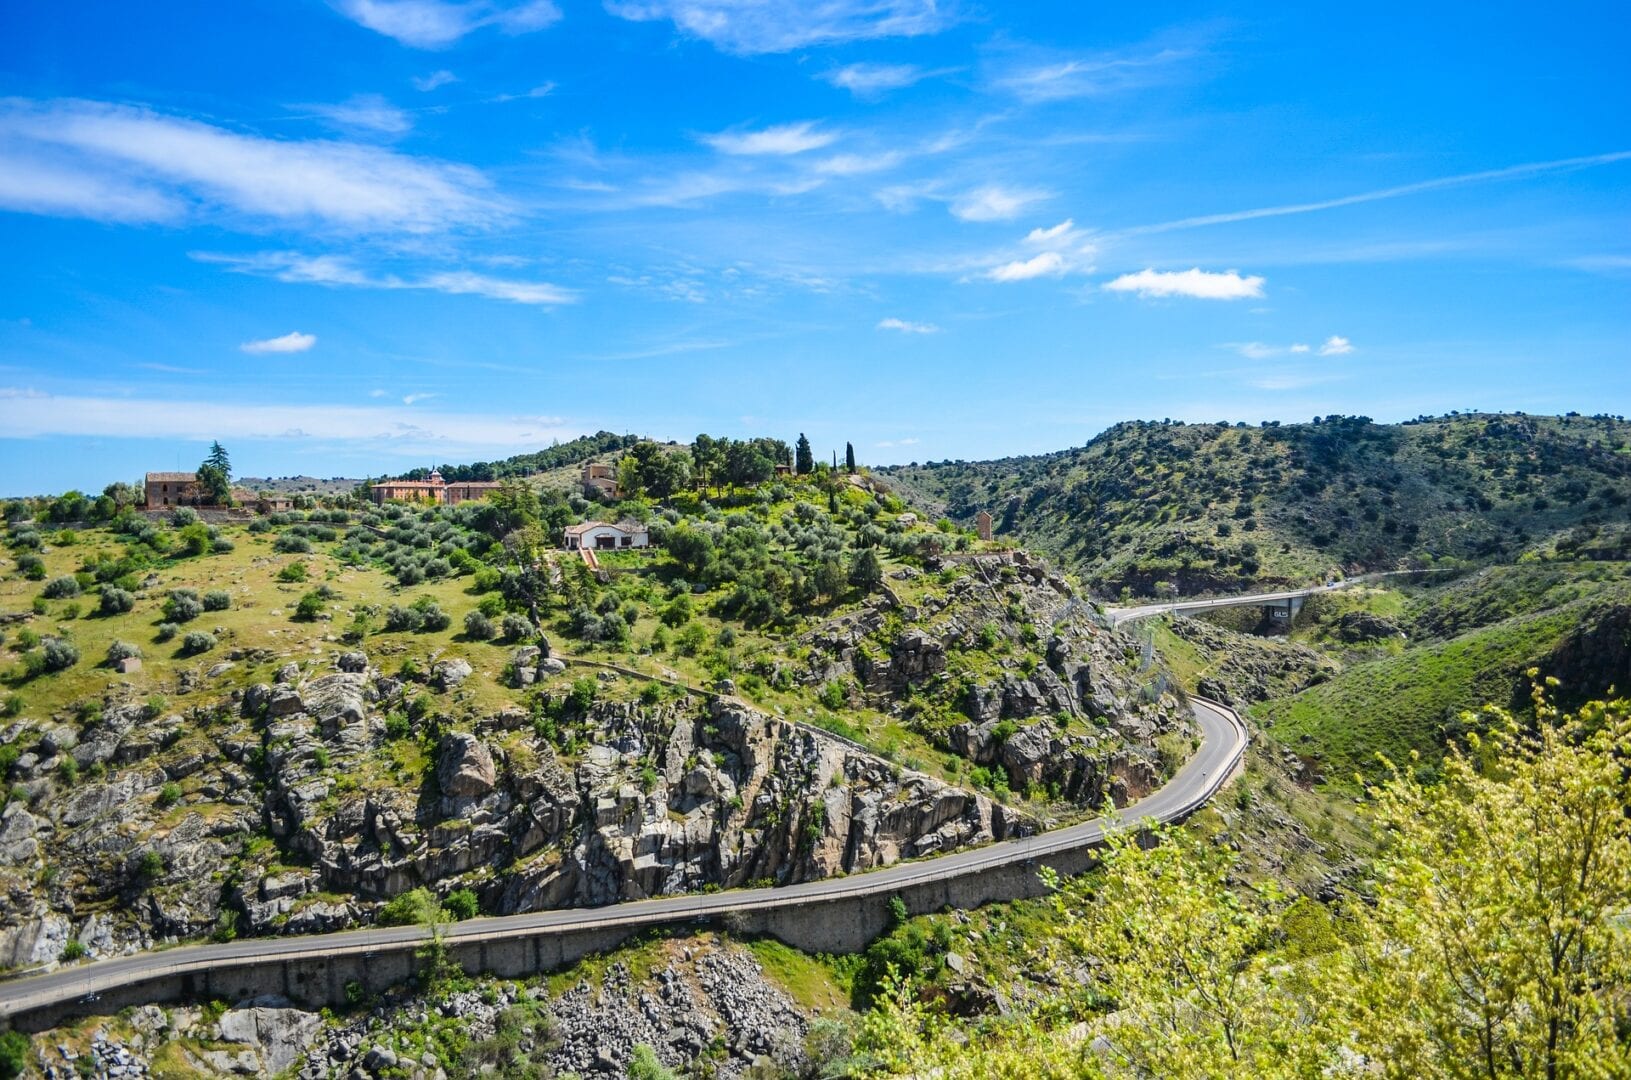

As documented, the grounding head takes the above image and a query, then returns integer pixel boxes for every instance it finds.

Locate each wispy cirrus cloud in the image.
[703,122,836,156]
[606,0,952,55]
[195,251,577,306]
[1103,267,1264,300]
[990,41,1197,103]
[0,99,500,233]
[333,0,561,48]
[412,69,458,91]
[951,185,1050,222]
[241,331,317,354]
[821,62,945,97]
[302,94,414,135]
[877,317,939,333]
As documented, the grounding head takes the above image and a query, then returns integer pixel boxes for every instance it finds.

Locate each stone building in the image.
[581,461,619,499]
[145,472,204,508]
[370,470,502,506]
[563,520,650,551]
[975,510,993,542]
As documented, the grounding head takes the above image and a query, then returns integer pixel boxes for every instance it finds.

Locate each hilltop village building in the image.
[370,470,502,506]
[563,521,650,551]
[580,461,619,499]
[144,472,204,508]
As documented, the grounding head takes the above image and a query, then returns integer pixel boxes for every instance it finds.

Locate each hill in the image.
[0,472,1189,970]
[883,412,1631,598]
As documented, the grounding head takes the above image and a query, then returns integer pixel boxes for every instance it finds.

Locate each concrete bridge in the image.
[0,700,1247,1032]
[1102,570,1448,629]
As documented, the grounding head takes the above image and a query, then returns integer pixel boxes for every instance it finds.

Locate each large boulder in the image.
[432,657,474,691]
[302,673,368,733]
[439,733,496,800]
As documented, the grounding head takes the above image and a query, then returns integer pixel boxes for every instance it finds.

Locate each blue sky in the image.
[1,1,1628,494]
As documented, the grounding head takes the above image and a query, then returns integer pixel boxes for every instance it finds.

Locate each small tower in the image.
[975,509,993,542]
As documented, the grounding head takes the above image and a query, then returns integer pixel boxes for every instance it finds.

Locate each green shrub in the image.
[277,562,308,583]
[57,756,79,784]
[477,594,506,618]
[180,630,216,655]
[156,622,180,643]
[202,590,231,611]
[443,888,479,920]
[16,553,45,580]
[295,591,326,620]
[0,1027,28,1079]
[384,604,423,632]
[273,533,312,554]
[163,588,202,622]
[156,781,182,807]
[818,681,847,710]
[464,611,495,640]
[59,939,87,962]
[377,886,444,927]
[99,586,135,615]
[42,575,80,599]
[41,637,79,672]
[105,640,142,666]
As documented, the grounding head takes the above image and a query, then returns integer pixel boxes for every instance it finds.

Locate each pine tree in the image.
[845,442,856,473]
[795,433,814,475]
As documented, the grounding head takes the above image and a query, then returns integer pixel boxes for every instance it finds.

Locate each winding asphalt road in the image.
[0,699,1247,1021]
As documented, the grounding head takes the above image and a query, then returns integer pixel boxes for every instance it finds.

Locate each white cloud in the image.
[196,251,577,306]
[606,0,951,55]
[241,331,317,354]
[1319,335,1354,355]
[1024,219,1077,244]
[1103,267,1264,300]
[987,251,1067,282]
[992,45,1195,103]
[493,82,556,102]
[369,388,390,397]
[305,94,413,135]
[951,185,1049,222]
[413,69,458,91]
[1290,343,1311,353]
[814,151,902,176]
[420,270,576,305]
[0,153,180,223]
[877,317,939,333]
[703,122,836,156]
[334,0,561,48]
[402,392,438,404]
[0,99,499,233]
[874,437,920,448]
[822,62,932,97]
[0,388,584,450]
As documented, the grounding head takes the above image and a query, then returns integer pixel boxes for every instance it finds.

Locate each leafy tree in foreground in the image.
[856,685,1631,1079]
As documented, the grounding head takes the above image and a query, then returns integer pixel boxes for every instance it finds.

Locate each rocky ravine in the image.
[800,551,1189,806]
[1,649,1028,968]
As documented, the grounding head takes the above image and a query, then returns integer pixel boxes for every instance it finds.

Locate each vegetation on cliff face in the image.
[0,457,1186,965]
[883,412,1631,598]
[853,690,1631,1079]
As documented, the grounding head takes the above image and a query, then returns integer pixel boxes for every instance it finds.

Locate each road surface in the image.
[1102,570,1448,627]
[0,699,1247,1020]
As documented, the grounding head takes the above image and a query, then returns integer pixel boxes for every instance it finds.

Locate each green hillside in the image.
[884,412,1631,598]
